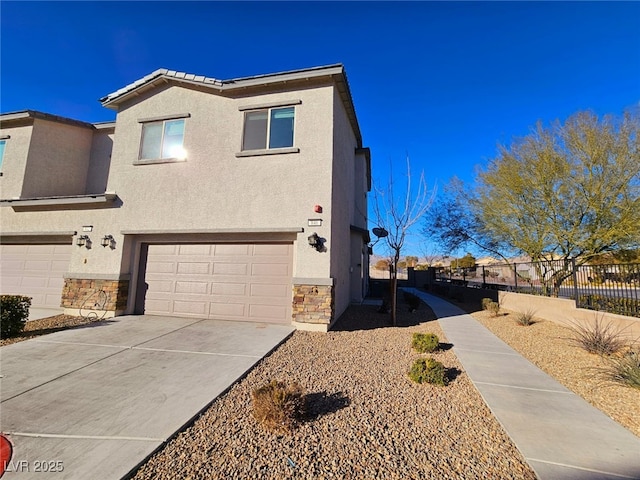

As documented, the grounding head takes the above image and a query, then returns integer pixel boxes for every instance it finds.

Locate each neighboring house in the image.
[0,64,371,332]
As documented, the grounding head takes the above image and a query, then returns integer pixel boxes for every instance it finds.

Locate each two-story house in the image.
[0,64,371,332]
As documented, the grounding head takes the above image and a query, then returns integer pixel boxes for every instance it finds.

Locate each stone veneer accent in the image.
[62,278,129,312]
[292,284,334,324]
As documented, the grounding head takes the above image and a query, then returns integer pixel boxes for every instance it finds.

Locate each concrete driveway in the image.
[0,315,294,479]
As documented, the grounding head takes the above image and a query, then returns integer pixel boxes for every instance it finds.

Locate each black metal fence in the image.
[435,259,640,318]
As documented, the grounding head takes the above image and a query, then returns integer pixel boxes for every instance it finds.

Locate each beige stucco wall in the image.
[330,88,361,319]
[86,129,114,194]
[0,124,34,199]
[22,119,93,198]
[499,291,640,338]
[1,79,367,320]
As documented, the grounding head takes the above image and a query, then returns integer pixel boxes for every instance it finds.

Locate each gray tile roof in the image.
[99,64,363,147]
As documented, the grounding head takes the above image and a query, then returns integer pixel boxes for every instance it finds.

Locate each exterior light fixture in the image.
[307,232,323,252]
[76,235,90,247]
[101,234,114,248]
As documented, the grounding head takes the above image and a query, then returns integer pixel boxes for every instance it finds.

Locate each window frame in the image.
[136,113,190,165]
[239,100,301,155]
[0,136,8,175]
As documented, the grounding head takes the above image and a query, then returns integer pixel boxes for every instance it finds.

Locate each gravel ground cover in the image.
[132,300,536,480]
[471,307,640,438]
[0,314,103,347]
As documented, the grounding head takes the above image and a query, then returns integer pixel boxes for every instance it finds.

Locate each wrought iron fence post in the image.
[572,258,579,306]
[482,266,486,288]
[514,263,518,291]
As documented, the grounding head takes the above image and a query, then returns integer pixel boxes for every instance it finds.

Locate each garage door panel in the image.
[149,280,174,293]
[178,244,212,255]
[173,300,208,316]
[209,302,246,317]
[0,244,71,308]
[145,299,172,314]
[251,263,290,276]
[175,281,209,294]
[211,283,246,296]
[176,262,210,275]
[144,243,292,323]
[253,244,292,256]
[250,284,288,298]
[146,261,176,274]
[213,263,248,275]
[214,244,251,256]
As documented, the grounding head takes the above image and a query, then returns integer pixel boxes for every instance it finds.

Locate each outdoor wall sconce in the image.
[76,235,90,248]
[308,232,323,252]
[101,234,115,248]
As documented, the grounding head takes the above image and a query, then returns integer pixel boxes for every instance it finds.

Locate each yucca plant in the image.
[598,350,640,390]
[568,315,629,355]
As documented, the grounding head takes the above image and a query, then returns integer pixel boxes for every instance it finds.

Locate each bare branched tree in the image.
[373,156,436,326]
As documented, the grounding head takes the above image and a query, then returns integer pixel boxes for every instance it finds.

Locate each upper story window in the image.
[137,113,190,164]
[0,139,6,173]
[140,119,185,160]
[242,107,295,151]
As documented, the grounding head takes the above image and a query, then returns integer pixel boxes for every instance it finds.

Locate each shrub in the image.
[487,301,500,317]
[578,294,640,319]
[251,380,306,434]
[515,309,536,326]
[409,357,448,386]
[412,333,439,353]
[1,295,31,339]
[568,316,629,355]
[481,298,493,310]
[598,350,640,390]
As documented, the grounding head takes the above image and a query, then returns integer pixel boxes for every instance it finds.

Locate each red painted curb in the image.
[0,434,12,478]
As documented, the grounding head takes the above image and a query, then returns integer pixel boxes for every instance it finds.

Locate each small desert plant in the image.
[412,332,439,353]
[251,380,306,434]
[487,301,500,317]
[409,357,448,386]
[568,316,629,355]
[515,309,536,326]
[481,298,493,310]
[597,350,640,390]
[1,295,31,338]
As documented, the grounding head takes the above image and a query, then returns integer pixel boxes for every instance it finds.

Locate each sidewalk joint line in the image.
[5,432,163,442]
[134,346,261,358]
[33,340,261,358]
[474,381,573,394]
[526,457,639,479]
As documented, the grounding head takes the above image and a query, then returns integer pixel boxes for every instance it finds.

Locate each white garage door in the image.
[0,244,72,308]
[143,243,293,324]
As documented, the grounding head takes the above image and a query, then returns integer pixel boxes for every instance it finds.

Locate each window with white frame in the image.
[242,107,295,151]
[139,118,186,161]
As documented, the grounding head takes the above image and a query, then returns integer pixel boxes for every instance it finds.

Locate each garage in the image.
[0,244,72,308]
[141,243,293,324]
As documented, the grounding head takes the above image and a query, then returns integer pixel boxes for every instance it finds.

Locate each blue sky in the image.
[2,1,639,257]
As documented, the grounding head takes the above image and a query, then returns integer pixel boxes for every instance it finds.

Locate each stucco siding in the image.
[107,83,335,280]
[22,119,93,198]
[86,130,114,194]
[0,124,34,199]
[330,88,360,318]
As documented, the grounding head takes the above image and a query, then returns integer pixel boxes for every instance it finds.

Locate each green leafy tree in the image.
[427,109,640,295]
[451,253,476,269]
[405,256,419,267]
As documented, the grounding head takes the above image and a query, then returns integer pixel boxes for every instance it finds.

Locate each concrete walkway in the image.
[406,289,640,480]
[0,315,293,479]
